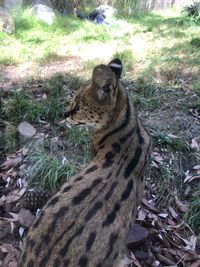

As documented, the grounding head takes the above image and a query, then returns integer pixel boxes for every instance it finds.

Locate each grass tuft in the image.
[153,131,188,151]
[190,37,200,47]
[27,139,75,192]
[5,90,67,125]
[184,188,200,236]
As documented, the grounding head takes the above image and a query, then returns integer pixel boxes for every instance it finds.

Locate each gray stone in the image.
[17,121,36,145]
[126,224,149,249]
[31,4,55,25]
[0,7,15,34]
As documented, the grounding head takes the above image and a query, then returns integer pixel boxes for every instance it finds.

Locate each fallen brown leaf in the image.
[137,208,148,221]
[189,260,200,267]
[174,191,189,212]
[185,175,200,183]
[142,198,159,214]
[190,138,199,151]
[168,206,178,219]
[130,251,142,267]
[1,157,22,170]
[5,188,26,204]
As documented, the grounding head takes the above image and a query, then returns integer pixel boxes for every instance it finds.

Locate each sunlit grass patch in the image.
[0,7,200,87]
[113,49,134,72]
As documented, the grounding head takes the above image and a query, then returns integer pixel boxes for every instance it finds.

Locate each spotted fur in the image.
[20,58,151,267]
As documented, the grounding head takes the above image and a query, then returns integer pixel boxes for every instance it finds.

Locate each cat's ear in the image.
[108,58,122,79]
[92,65,116,102]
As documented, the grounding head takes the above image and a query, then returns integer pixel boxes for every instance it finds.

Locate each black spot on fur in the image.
[72,187,92,205]
[85,201,103,222]
[51,206,69,227]
[78,255,88,267]
[90,182,107,203]
[116,163,123,177]
[103,151,115,168]
[106,171,112,179]
[102,203,120,227]
[62,185,72,193]
[113,251,119,260]
[34,243,42,255]
[96,264,102,267]
[74,176,84,182]
[59,226,85,257]
[63,259,70,265]
[112,142,121,153]
[105,232,118,260]
[86,231,96,251]
[53,258,60,267]
[47,206,69,237]
[38,257,48,267]
[99,96,130,145]
[85,165,98,174]
[92,177,103,187]
[21,251,27,262]
[66,221,75,231]
[27,259,34,267]
[121,180,134,201]
[124,146,142,179]
[32,210,44,229]
[104,181,118,201]
[28,238,36,248]
[47,196,59,207]
[119,127,135,144]
[137,125,144,144]
[42,233,50,244]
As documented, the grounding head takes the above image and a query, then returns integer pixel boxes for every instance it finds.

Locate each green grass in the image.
[5,89,67,125]
[27,139,75,192]
[153,131,188,151]
[66,126,92,163]
[113,49,134,72]
[0,7,200,89]
[184,188,200,237]
[67,127,91,147]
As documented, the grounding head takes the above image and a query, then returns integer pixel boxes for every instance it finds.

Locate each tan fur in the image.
[20,60,151,267]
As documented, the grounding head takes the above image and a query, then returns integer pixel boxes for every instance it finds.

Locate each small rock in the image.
[134,250,149,260]
[31,4,55,25]
[17,121,36,145]
[18,208,35,228]
[126,224,149,249]
[22,147,29,156]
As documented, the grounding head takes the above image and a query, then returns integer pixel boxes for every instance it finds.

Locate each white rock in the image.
[17,121,36,143]
[31,4,55,25]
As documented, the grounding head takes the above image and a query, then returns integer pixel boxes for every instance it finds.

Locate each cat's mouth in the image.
[59,117,85,126]
[67,117,86,126]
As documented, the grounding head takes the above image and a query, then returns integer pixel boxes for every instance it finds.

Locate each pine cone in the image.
[21,189,51,212]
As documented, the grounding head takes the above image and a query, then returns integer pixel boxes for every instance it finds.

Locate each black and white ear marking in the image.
[108,58,122,79]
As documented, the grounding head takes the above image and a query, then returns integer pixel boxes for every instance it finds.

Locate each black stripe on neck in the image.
[99,96,130,146]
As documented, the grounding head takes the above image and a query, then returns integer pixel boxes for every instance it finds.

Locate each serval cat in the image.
[20,58,151,267]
